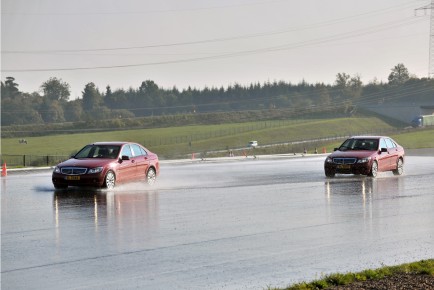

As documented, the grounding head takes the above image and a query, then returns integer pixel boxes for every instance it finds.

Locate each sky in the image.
[1,0,432,99]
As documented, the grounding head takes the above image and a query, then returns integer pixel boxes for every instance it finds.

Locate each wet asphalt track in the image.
[1,155,434,290]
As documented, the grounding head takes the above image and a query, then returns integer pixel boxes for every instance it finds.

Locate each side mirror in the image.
[380,148,388,153]
[121,155,130,160]
[333,148,338,151]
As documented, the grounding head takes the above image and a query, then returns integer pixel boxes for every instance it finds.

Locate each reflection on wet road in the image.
[2,156,434,290]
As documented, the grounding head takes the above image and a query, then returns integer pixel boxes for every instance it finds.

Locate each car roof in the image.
[349,136,388,139]
[91,141,136,146]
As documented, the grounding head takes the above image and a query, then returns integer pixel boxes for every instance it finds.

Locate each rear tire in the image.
[368,161,378,178]
[104,171,116,189]
[146,168,156,186]
[393,158,404,176]
[54,184,68,189]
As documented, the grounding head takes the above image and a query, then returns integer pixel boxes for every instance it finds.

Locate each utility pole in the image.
[415,0,434,77]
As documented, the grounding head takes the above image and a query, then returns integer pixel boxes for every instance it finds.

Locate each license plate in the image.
[337,164,351,169]
[66,176,80,180]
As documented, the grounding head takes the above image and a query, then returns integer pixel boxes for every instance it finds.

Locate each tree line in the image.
[1,63,433,127]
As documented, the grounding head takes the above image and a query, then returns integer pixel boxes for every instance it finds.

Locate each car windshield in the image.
[338,139,378,151]
[74,145,121,159]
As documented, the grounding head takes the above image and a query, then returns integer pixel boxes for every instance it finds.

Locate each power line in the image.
[415,0,434,77]
[1,1,419,54]
[0,0,291,16]
[2,17,426,73]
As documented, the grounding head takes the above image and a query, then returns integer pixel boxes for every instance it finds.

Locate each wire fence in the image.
[0,154,68,168]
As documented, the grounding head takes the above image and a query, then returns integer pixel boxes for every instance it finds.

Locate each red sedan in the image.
[324,136,405,178]
[52,142,159,189]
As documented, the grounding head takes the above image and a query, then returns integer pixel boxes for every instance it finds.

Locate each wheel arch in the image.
[147,165,157,176]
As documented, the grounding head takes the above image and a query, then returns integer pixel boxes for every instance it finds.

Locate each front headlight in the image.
[88,167,103,174]
[325,157,333,163]
[357,157,371,163]
[53,166,61,173]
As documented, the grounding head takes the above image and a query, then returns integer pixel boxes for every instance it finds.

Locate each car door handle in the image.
[131,160,135,163]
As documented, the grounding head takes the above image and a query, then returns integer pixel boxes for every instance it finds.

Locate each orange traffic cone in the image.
[1,162,7,177]
[322,147,327,154]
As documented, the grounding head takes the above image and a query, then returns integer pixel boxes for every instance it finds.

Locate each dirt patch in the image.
[327,273,434,290]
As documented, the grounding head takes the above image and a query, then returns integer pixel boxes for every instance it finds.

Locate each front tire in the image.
[104,171,116,189]
[146,168,156,186]
[368,161,378,178]
[393,158,404,176]
[325,170,335,178]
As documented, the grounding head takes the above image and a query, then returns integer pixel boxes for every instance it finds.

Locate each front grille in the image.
[61,167,87,175]
[333,158,356,164]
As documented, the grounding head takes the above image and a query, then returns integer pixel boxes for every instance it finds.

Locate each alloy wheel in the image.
[369,161,378,178]
[105,171,116,189]
[393,159,404,176]
[146,168,156,186]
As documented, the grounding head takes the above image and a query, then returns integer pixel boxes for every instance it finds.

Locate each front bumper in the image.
[52,173,105,187]
[324,162,372,175]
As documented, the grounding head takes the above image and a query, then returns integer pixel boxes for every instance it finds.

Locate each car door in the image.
[117,144,136,182]
[385,138,399,170]
[377,138,392,171]
[130,143,150,179]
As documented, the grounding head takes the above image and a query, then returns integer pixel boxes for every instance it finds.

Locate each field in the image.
[1,117,433,163]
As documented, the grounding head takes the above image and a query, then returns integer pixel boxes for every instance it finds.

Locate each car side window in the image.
[131,144,143,157]
[120,145,133,158]
[140,146,148,156]
[379,139,387,150]
[386,138,397,148]
[385,138,396,148]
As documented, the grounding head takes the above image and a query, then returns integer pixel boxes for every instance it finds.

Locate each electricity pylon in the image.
[416,0,434,77]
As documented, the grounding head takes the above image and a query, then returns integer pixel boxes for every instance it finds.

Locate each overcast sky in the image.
[1,0,431,99]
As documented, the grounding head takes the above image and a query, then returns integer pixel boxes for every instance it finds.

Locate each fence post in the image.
[23,155,26,167]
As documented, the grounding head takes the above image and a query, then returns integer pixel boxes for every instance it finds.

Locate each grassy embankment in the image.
[268,259,434,290]
[1,117,433,162]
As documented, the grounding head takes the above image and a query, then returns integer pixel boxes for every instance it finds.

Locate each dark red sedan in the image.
[324,136,405,178]
[52,142,159,189]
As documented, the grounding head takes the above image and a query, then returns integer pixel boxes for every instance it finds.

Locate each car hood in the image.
[57,158,117,168]
[328,150,377,159]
